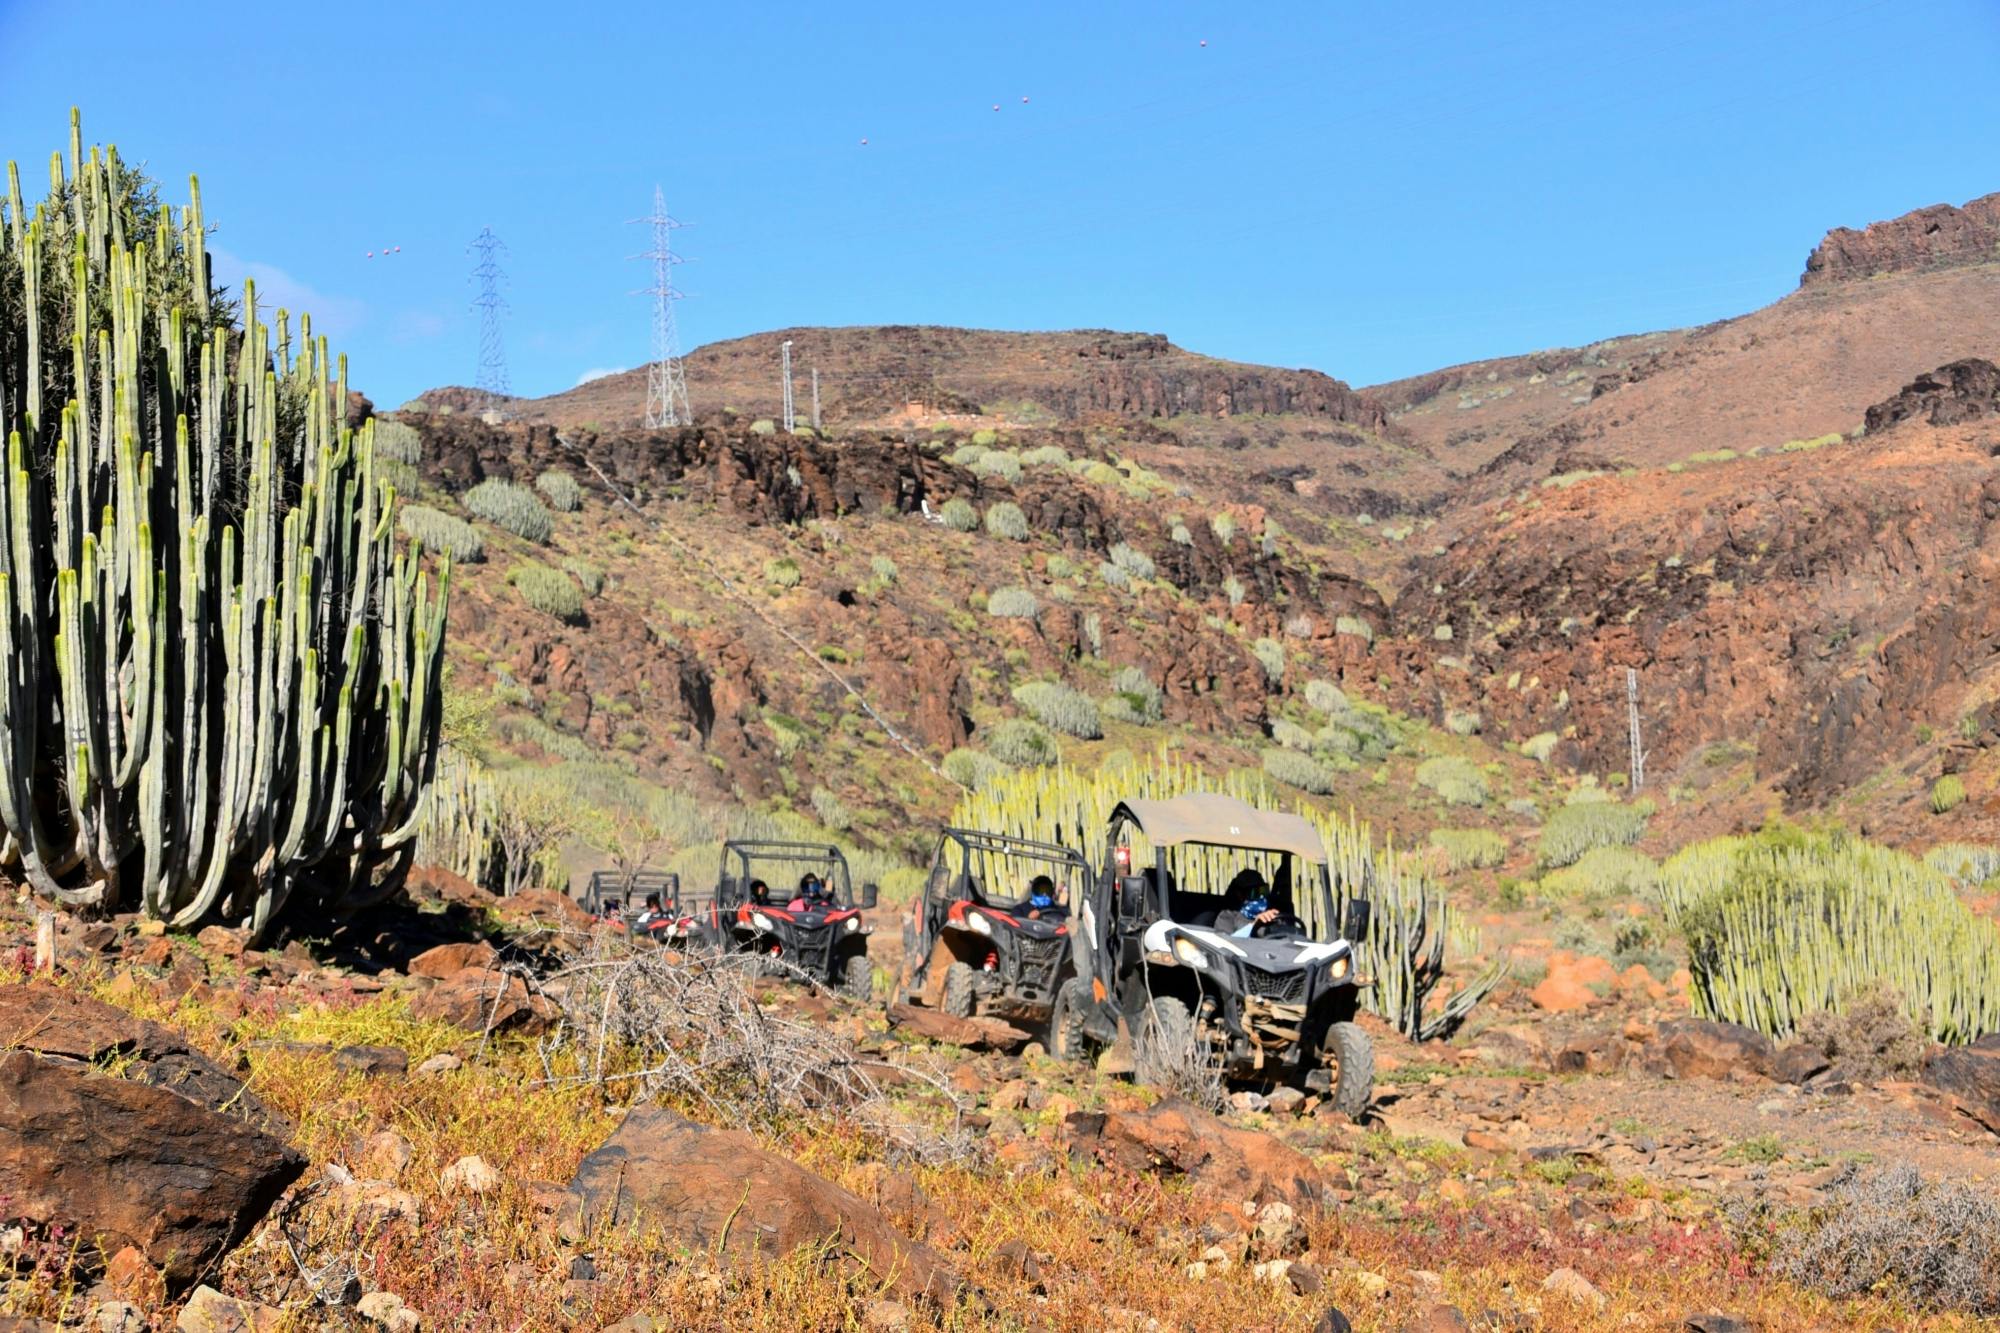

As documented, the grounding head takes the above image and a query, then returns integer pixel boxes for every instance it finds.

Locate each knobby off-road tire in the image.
[941,962,979,1018]
[1136,995,1198,1075]
[840,952,874,1001]
[1320,1020,1375,1118]
[1049,977,1093,1062]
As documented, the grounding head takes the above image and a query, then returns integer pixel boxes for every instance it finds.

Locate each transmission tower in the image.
[780,340,795,431]
[628,186,692,428]
[467,227,511,397]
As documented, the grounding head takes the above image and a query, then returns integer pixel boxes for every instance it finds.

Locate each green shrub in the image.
[1252,637,1285,684]
[1430,828,1506,871]
[1223,576,1246,607]
[1021,444,1070,467]
[1539,800,1648,867]
[1416,756,1488,807]
[749,418,777,436]
[970,427,998,447]
[1658,825,2000,1042]
[465,478,554,542]
[1046,554,1076,579]
[1106,665,1165,725]
[561,558,605,596]
[1210,512,1237,544]
[508,563,585,623]
[1931,774,1967,814]
[1081,612,1104,656]
[1925,843,2000,885]
[373,418,422,464]
[535,469,583,512]
[1098,561,1131,591]
[939,498,980,532]
[400,505,485,562]
[987,586,1039,618]
[1541,844,1658,900]
[942,748,1006,790]
[1432,623,1454,642]
[947,442,988,466]
[1271,718,1314,750]
[985,501,1029,541]
[1304,679,1347,715]
[1772,1164,2000,1315]
[1108,542,1155,581]
[1013,680,1102,739]
[809,786,852,831]
[1522,731,1561,763]
[972,450,1022,482]
[1082,461,1122,486]
[987,718,1058,768]
[1263,747,1336,795]
[764,557,803,589]
[869,554,899,583]
[1335,615,1374,643]
[1445,708,1482,736]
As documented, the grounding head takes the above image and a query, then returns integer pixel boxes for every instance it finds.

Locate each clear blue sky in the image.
[4,0,1995,407]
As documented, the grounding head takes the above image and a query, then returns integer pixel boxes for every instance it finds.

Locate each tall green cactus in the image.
[0,112,448,935]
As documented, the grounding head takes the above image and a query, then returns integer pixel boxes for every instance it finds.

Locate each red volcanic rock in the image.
[1802,192,2000,286]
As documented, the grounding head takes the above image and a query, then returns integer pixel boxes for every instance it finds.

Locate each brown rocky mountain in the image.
[397,190,2000,840]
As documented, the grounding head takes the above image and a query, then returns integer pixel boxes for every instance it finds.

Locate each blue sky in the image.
[4,0,1995,407]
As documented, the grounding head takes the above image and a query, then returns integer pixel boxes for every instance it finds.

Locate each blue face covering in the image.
[1242,896,1269,918]
[1030,892,1055,910]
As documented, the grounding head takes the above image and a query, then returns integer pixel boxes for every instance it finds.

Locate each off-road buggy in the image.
[898,828,1087,1031]
[1052,794,1376,1116]
[583,870,709,946]
[694,840,878,998]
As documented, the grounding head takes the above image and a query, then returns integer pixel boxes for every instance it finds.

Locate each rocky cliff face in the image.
[1865,358,2000,433]
[1801,192,2000,286]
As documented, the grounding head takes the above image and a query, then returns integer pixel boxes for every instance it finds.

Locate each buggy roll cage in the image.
[585,869,683,916]
[717,839,863,907]
[930,828,1088,908]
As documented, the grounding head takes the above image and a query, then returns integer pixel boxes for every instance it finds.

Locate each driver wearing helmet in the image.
[788,873,832,911]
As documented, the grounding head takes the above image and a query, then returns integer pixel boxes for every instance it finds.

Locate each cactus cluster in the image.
[1658,825,2000,1043]
[507,562,585,623]
[464,477,552,542]
[400,505,485,562]
[0,113,448,932]
[952,755,1502,1039]
[534,468,582,512]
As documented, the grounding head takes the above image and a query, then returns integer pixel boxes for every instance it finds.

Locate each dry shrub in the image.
[1795,986,1931,1082]
[1772,1163,2000,1314]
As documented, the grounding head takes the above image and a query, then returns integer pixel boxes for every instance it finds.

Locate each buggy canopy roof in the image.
[1110,795,1328,864]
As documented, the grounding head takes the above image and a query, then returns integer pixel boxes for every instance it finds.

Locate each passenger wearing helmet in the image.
[788,873,832,911]
[1024,873,1064,920]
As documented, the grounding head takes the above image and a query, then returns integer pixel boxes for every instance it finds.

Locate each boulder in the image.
[1659,1020,1773,1080]
[0,983,289,1132]
[1076,1096,1329,1208]
[1772,1042,1833,1086]
[1528,971,1595,1014]
[886,1003,1031,1051]
[1922,1041,2000,1133]
[407,941,498,980]
[175,1286,285,1332]
[333,1045,409,1078]
[0,1039,304,1288]
[407,967,555,1035]
[564,1104,966,1305]
[494,888,593,930]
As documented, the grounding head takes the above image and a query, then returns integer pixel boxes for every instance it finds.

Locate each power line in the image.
[628,186,692,428]
[467,227,511,398]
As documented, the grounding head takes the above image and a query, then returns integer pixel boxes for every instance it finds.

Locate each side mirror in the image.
[1342,898,1372,945]
[1118,875,1147,919]
[859,882,879,910]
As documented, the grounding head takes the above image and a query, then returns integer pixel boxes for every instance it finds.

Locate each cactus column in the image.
[0,112,448,934]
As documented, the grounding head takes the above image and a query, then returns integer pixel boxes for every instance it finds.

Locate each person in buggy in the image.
[787,873,834,911]
[1217,866,1305,939]
[1024,874,1065,920]
[633,892,664,930]
[748,879,772,907]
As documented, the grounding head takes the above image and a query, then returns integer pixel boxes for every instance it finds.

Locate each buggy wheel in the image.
[840,951,874,1001]
[941,962,978,1018]
[1318,1020,1375,1118]
[1049,977,1094,1062]
[1137,995,1197,1070]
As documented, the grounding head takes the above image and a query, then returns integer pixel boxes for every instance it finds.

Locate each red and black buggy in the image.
[693,840,878,998]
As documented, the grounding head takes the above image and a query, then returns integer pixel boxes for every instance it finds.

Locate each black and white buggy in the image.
[1053,794,1377,1116]
[898,828,1087,1031]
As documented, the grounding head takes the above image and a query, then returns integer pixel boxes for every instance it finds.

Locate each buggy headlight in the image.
[1330,954,1351,981]
[1171,936,1209,970]
[843,916,861,934]
[966,912,993,936]
[751,912,774,933]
